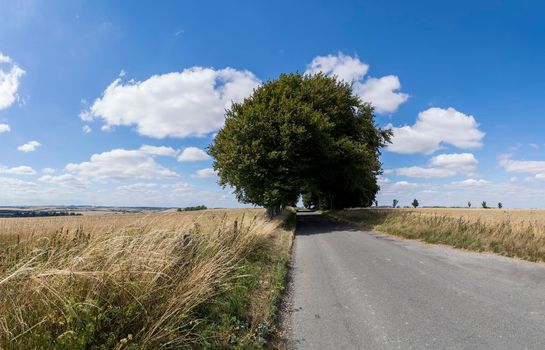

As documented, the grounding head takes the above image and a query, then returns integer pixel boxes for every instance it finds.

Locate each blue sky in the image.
[1,0,545,208]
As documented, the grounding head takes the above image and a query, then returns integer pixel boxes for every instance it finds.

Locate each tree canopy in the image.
[208,73,391,214]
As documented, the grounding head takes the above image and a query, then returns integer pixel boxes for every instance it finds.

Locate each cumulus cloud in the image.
[0,123,10,133]
[394,166,457,178]
[306,54,369,82]
[393,153,478,178]
[450,179,490,187]
[39,174,88,188]
[0,53,25,110]
[192,168,216,178]
[82,125,92,134]
[0,177,38,196]
[391,181,419,189]
[18,140,41,152]
[139,144,178,156]
[429,153,478,169]
[499,154,545,181]
[354,76,408,115]
[81,67,260,138]
[178,147,210,161]
[64,149,178,181]
[387,107,485,154]
[0,165,36,175]
[305,53,408,113]
[117,183,159,191]
[37,148,179,190]
[499,154,545,174]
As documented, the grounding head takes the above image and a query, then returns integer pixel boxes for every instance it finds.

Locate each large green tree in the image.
[208,73,391,214]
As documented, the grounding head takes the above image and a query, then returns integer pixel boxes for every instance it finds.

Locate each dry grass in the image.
[381,208,545,226]
[0,209,294,349]
[330,208,545,262]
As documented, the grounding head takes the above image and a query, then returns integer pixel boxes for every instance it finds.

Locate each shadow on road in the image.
[295,211,359,236]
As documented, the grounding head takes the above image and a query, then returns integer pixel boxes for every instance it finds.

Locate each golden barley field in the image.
[332,208,545,262]
[369,208,545,227]
[0,209,294,349]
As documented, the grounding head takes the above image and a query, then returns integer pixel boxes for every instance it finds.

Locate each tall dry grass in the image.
[331,208,545,262]
[0,209,293,349]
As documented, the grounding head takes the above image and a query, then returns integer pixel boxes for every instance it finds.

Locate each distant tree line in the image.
[0,210,82,218]
[177,205,207,212]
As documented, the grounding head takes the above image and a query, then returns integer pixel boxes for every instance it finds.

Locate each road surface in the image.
[285,212,545,349]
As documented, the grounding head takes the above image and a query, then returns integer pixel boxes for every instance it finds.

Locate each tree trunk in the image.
[266,204,282,218]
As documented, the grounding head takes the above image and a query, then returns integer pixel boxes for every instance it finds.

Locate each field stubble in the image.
[0,208,294,349]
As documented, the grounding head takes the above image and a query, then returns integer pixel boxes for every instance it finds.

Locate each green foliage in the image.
[392,199,399,208]
[468,201,471,208]
[209,73,391,211]
[498,202,503,209]
[412,199,419,208]
[181,205,207,211]
[482,201,487,209]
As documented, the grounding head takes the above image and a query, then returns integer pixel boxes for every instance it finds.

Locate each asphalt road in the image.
[285,212,545,349]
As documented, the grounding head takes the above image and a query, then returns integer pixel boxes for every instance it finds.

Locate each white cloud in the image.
[0,165,36,175]
[0,123,10,133]
[499,154,545,182]
[394,153,478,179]
[387,107,485,154]
[392,181,419,189]
[354,75,408,114]
[139,144,178,156]
[64,148,178,182]
[82,125,92,133]
[429,153,478,170]
[394,166,457,178]
[0,177,38,196]
[178,147,210,162]
[42,167,56,174]
[18,140,41,152]
[192,168,216,178]
[117,183,159,191]
[450,179,490,187]
[81,67,260,138]
[536,174,545,181]
[306,53,369,82]
[499,154,545,174]
[0,53,25,110]
[39,174,88,188]
[305,53,408,113]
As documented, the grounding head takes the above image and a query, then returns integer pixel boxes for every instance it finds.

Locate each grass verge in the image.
[0,209,294,349]
[328,209,545,262]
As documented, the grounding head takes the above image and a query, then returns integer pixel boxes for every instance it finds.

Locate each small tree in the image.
[468,201,471,208]
[412,199,419,208]
[481,201,487,209]
[498,202,503,209]
[392,199,399,208]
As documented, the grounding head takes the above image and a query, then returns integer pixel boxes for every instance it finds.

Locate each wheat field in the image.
[0,209,294,349]
[332,208,545,262]
[380,208,545,226]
